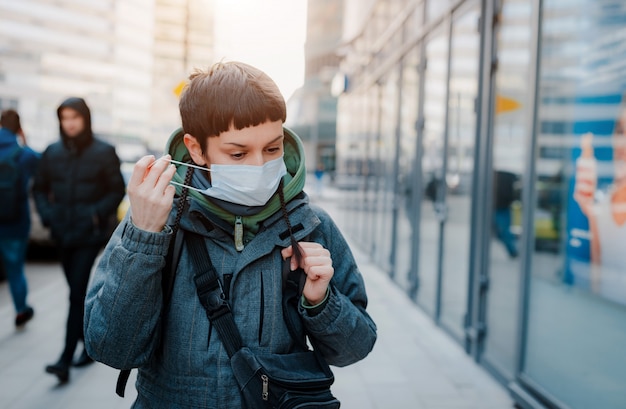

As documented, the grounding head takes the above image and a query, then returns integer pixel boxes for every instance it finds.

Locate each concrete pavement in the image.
[0,182,515,409]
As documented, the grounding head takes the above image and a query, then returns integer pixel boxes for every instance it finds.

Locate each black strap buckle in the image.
[195,275,230,320]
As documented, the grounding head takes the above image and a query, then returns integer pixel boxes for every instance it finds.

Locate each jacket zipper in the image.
[234,215,244,251]
[258,274,264,344]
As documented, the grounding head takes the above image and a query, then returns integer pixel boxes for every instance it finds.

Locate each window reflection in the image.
[525,1,626,407]
[483,0,532,379]
[570,103,626,300]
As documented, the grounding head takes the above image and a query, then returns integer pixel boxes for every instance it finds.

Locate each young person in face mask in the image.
[574,98,626,301]
[33,97,126,383]
[84,61,377,408]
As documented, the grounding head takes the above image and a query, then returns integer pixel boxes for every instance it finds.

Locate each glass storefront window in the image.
[439,0,480,342]
[363,86,382,255]
[372,67,399,270]
[393,45,421,294]
[484,0,533,379]
[417,27,449,317]
[524,1,626,408]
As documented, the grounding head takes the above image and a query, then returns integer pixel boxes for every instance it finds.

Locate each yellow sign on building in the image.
[173,81,187,98]
[496,95,521,114]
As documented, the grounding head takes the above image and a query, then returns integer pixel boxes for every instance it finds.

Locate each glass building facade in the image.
[334,1,626,408]
[0,0,154,151]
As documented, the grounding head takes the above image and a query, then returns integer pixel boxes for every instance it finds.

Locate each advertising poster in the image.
[566,93,626,305]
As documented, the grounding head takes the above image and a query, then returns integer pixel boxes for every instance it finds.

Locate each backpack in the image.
[0,146,23,223]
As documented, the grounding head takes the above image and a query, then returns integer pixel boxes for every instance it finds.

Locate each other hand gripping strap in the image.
[187,232,243,358]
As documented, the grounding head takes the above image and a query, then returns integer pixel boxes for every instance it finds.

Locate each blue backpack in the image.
[0,146,23,223]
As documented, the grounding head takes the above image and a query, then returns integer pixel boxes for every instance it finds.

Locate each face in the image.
[185,120,284,169]
[60,107,85,138]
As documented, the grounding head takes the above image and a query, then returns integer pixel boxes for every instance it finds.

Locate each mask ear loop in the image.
[167,158,211,172]
[157,158,210,192]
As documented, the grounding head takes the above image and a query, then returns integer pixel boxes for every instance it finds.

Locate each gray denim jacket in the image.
[84,193,377,408]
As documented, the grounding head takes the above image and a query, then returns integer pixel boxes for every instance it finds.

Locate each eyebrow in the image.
[224,134,284,148]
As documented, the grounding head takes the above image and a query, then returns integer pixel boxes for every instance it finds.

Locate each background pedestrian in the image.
[33,97,125,383]
[0,109,40,328]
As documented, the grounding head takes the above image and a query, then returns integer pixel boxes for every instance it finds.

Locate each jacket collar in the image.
[165,125,307,237]
[177,192,320,262]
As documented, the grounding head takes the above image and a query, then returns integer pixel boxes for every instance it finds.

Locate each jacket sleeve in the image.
[299,207,377,367]
[23,147,41,179]
[84,215,171,370]
[93,144,126,221]
[31,148,53,226]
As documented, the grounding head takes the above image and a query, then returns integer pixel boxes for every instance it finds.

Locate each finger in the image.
[163,184,176,201]
[302,255,332,267]
[281,246,293,260]
[298,241,323,250]
[305,265,333,281]
[301,248,330,263]
[155,164,177,193]
[299,242,328,257]
[129,155,155,188]
[143,155,172,187]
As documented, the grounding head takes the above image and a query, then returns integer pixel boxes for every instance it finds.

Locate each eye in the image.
[266,146,282,154]
[230,152,245,160]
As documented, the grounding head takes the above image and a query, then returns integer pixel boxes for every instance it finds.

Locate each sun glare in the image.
[214,0,307,100]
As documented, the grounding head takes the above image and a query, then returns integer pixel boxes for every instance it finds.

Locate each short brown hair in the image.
[0,109,21,134]
[179,61,287,153]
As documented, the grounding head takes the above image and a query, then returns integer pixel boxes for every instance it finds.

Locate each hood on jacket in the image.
[57,97,93,153]
[164,126,307,236]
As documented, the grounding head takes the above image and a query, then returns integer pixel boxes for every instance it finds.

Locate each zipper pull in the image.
[234,216,244,251]
[261,374,269,401]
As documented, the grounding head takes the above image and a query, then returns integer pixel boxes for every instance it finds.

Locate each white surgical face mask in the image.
[168,156,287,206]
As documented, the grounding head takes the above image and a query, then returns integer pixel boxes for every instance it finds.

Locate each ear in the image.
[183,133,206,165]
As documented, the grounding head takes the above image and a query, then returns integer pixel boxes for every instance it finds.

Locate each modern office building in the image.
[287,0,344,174]
[332,1,626,408]
[151,0,213,151]
[0,0,213,155]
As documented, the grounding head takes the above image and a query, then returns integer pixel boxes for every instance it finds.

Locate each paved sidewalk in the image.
[0,183,515,409]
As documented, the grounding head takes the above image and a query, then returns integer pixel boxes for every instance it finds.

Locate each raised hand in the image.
[127,155,177,232]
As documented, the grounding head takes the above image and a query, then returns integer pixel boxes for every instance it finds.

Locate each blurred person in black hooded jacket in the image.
[33,97,125,383]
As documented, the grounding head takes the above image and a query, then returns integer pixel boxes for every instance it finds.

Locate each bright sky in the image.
[214,0,308,101]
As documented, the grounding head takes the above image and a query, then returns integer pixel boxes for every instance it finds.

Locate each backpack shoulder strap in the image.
[282,263,308,350]
[188,232,243,358]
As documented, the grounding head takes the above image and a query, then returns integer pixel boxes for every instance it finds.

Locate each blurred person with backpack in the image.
[0,109,40,327]
[33,97,125,383]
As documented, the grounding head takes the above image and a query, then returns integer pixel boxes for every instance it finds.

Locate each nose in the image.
[247,153,264,167]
